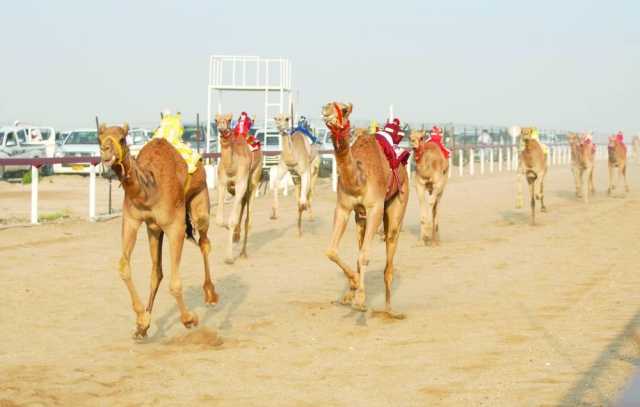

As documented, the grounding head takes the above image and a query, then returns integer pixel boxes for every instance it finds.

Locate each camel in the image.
[515,127,548,225]
[567,132,595,203]
[632,135,640,164]
[98,124,217,338]
[270,114,320,236]
[321,102,409,318]
[607,135,629,196]
[214,114,264,264]
[409,130,449,245]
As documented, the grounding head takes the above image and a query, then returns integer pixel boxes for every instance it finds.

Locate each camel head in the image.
[321,102,352,130]
[215,113,234,138]
[567,132,579,146]
[409,130,426,149]
[274,114,290,133]
[98,123,129,169]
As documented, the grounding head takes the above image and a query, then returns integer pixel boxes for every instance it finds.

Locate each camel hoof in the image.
[270,215,278,220]
[239,251,248,259]
[203,284,219,305]
[224,257,235,265]
[182,312,199,329]
[541,206,547,213]
[133,312,151,338]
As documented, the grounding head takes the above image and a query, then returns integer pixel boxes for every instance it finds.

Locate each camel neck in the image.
[114,154,144,200]
[279,129,295,164]
[330,129,362,195]
[219,131,235,172]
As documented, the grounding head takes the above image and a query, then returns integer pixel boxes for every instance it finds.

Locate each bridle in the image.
[103,134,128,179]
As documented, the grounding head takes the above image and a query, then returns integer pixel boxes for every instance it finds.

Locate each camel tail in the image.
[185,209,196,242]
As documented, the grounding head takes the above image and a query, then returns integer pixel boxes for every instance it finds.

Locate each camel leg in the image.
[539,175,547,212]
[529,180,536,225]
[166,221,198,329]
[190,189,218,305]
[326,206,358,303]
[352,204,384,312]
[373,197,407,319]
[307,161,319,220]
[589,166,596,194]
[225,181,247,264]
[240,188,256,259]
[608,165,614,196]
[144,224,163,319]
[215,176,226,227]
[573,166,582,198]
[415,181,429,245]
[583,169,589,204]
[623,164,630,193]
[431,189,444,244]
[120,216,147,338]
[270,163,287,220]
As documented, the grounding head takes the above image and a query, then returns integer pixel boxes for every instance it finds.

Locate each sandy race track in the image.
[1,160,639,406]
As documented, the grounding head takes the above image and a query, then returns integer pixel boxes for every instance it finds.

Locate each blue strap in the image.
[292,126,318,144]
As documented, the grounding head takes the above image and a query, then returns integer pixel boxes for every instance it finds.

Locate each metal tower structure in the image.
[206,55,292,153]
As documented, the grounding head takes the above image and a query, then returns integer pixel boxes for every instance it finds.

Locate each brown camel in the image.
[270,114,320,236]
[321,102,409,318]
[98,124,217,338]
[214,114,264,264]
[607,135,629,196]
[515,128,548,225]
[568,132,595,203]
[409,130,449,245]
[632,135,640,164]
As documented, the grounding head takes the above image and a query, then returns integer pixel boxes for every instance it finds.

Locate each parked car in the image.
[255,128,282,168]
[0,127,49,178]
[53,129,102,174]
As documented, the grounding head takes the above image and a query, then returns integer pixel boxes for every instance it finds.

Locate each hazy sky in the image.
[1,0,638,134]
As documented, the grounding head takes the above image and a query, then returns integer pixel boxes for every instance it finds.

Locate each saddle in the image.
[375,134,409,201]
[293,126,318,144]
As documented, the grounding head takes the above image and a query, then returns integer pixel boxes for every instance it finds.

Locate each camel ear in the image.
[344,103,353,117]
[122,123,129,136]
[99,123,107,135]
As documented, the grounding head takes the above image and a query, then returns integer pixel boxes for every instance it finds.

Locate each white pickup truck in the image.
[0,127,50,178]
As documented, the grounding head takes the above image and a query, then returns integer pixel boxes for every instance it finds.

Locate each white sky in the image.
[1,0,638,135]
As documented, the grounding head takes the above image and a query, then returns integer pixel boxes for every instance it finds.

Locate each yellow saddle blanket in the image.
[153,113,201,174]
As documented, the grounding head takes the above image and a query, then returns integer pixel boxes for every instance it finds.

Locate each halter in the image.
[333,102,344,128]
[104,135,127,178]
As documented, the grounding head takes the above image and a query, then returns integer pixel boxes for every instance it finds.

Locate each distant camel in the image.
[632,135,640,164]
[270,114,320,236]
[409,129,449,245]
[607,133,629,196]
[98,123,217,338]
[322,102,409,318]
[567,132,595,203]
[516,127,548,225]
[215,114,264,264]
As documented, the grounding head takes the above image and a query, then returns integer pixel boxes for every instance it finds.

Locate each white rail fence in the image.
[1,144,601,225]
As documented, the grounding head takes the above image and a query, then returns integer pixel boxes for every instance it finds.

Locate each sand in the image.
[1,160,639,406]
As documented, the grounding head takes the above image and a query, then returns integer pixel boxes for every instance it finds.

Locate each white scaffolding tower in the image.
[206,55,293,154]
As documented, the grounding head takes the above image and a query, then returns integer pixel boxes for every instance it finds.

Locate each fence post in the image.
[480,148,485,175]
[498,147,503,172]
[512,147,519,170]
[30,165,38,224]
[331,156,337,192]
[469,148,475,176]
[458,149,463,177]
[89,163,96,221]
[489,148,494,173]
[507,147,511,171]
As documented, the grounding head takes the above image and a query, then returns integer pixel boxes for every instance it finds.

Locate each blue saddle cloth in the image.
[293,126,317,144]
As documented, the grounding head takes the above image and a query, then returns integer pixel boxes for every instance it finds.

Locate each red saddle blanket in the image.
[426,135,451,159]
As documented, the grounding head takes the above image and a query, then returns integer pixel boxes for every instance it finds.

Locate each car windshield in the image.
[0,133,4,145]
[129,130,148,145]
[182,127,203,144]
[65,131,98,145]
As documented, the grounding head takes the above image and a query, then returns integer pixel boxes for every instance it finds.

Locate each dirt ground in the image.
[1,160,639,406]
